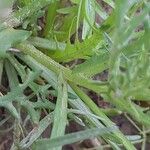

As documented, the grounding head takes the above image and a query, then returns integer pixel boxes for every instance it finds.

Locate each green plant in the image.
[0,0,150,149]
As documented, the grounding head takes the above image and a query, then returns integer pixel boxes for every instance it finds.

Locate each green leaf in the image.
[69,83,136,150]
[4,60,20,119]
[102,0,115,8]
[126,135,141,141]
[43,1,59,37]
[18,55,136,150]
[50,73,68,150]
[17,43,108,94]
[29,37,66,51]
[5,59,19,88]
[48,5,78,41]
[10,0,56,26]
[94,0,108,20]
[120,5,150,47]
[19,113,53,149]
[0,70,41,105]
[4,102,20,119]
[0,28,31,57]
[108,140,122,150]
[0,59,4,84]
[73,51,109,77]
[57,6,77,14]
[82,0,95,39]
[20,99,39,124]
[70,0,80,4]
[49,90,77,99]
[34,127,117,150]
[52,32,104,62]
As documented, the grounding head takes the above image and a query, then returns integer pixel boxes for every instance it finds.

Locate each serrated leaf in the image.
[53,32,104,62]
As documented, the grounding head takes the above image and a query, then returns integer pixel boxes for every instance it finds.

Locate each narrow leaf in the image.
[34,127,117,150]
[50,73,68,150]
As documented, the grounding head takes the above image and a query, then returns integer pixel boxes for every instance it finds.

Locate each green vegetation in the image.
[0,0,150,149]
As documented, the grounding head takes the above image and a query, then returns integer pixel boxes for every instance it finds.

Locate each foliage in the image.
[0,0,150,149]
